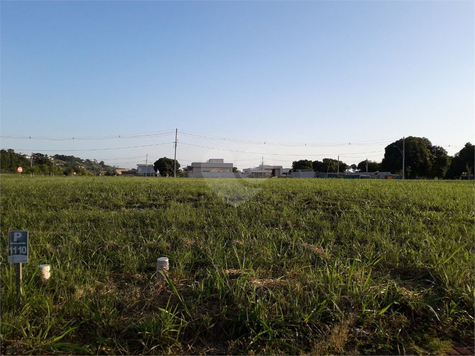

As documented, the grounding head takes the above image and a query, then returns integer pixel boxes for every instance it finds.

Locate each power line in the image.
[180,130,397,148]
[0,131,175,141]
[1,128,396,148]
[2,128,393,168]
[95,155,147,161]
[7,142,174,152]
[180,141,382,158]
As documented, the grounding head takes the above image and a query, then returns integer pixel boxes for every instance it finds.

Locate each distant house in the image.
[117,169,137,176]
[136,164,155,175]
[115,168,129,175]
[191,159,232,173]
[242,165,284,177]
[188,159,246,178]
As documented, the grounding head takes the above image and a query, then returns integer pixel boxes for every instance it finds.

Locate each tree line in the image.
[2,137,473,179]
[0,150,180,177]
[292,137,474,179]
[0,150,118,176]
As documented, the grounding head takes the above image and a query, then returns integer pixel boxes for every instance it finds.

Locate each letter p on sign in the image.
[13,232,22,242]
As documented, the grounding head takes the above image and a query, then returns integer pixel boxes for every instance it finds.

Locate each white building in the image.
[188,159,243,178]
[190,159,232,173]
[136,164,155,175]
[242,165,283,177]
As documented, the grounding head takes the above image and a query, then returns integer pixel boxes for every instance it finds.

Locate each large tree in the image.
[430,146,451,178]
[154,157,180,177]
[292,159,313,171]
[32,153,53,166]
[381,136,450,179]
[356,160,381,172]
[313,158,348,173]
[447,143,474,179]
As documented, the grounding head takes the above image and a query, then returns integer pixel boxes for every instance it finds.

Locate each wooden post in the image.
[16,263,22,311]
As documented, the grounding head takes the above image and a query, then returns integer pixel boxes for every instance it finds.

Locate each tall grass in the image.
[1,176,473,354]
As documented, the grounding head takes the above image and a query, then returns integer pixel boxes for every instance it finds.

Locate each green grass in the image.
[1,175,474,355]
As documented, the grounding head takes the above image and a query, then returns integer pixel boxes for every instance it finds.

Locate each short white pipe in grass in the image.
[39,264,51,282]
[157,257,169,279]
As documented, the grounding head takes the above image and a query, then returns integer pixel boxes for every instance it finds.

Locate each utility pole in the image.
[145,154,148,177]
[337,156,340,176]
[402,137,405,180]
[30,152,33,177]
[173,129,177,178]
[394,138,406,180]
[261,157,265,178]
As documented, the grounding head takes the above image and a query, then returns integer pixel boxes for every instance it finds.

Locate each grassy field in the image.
[1,176,474,355]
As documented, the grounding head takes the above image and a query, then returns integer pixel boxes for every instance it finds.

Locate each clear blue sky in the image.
[1,1,473,169]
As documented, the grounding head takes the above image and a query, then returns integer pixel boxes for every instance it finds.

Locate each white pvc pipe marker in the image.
[157,257,169,279]
[39,264,51,282]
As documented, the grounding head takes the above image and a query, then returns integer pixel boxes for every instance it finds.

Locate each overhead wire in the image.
[180,130,397,148]
[2,129,395,149]
[180,141,383,158]
[95,155,147,161]
[2,128,392,167]
[0,131,175,141]
[9,142,174,152]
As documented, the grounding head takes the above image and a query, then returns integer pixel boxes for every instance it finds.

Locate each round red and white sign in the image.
[17,167,23,173]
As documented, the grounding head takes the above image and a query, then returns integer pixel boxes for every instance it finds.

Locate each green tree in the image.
[312,160,324,172]
[32,153,53,166]
[53,154,116,175]
[292,159,313,171]
[381,137,437,178]
[357,160,381,172]
[313,158,348,173]
[324,159,338,173]
[0,149,30,173]
[154,157,180,177]
[53,154,78,165]
[39,164,51,174]
[50,165,63,176]
[292,159,313,172]
[64,165,81,176]
[26,165,41,175]
[430,146,451,178]
[447,143,474,179]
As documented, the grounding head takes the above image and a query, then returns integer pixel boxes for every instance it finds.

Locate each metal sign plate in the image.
[8,231,28,263]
